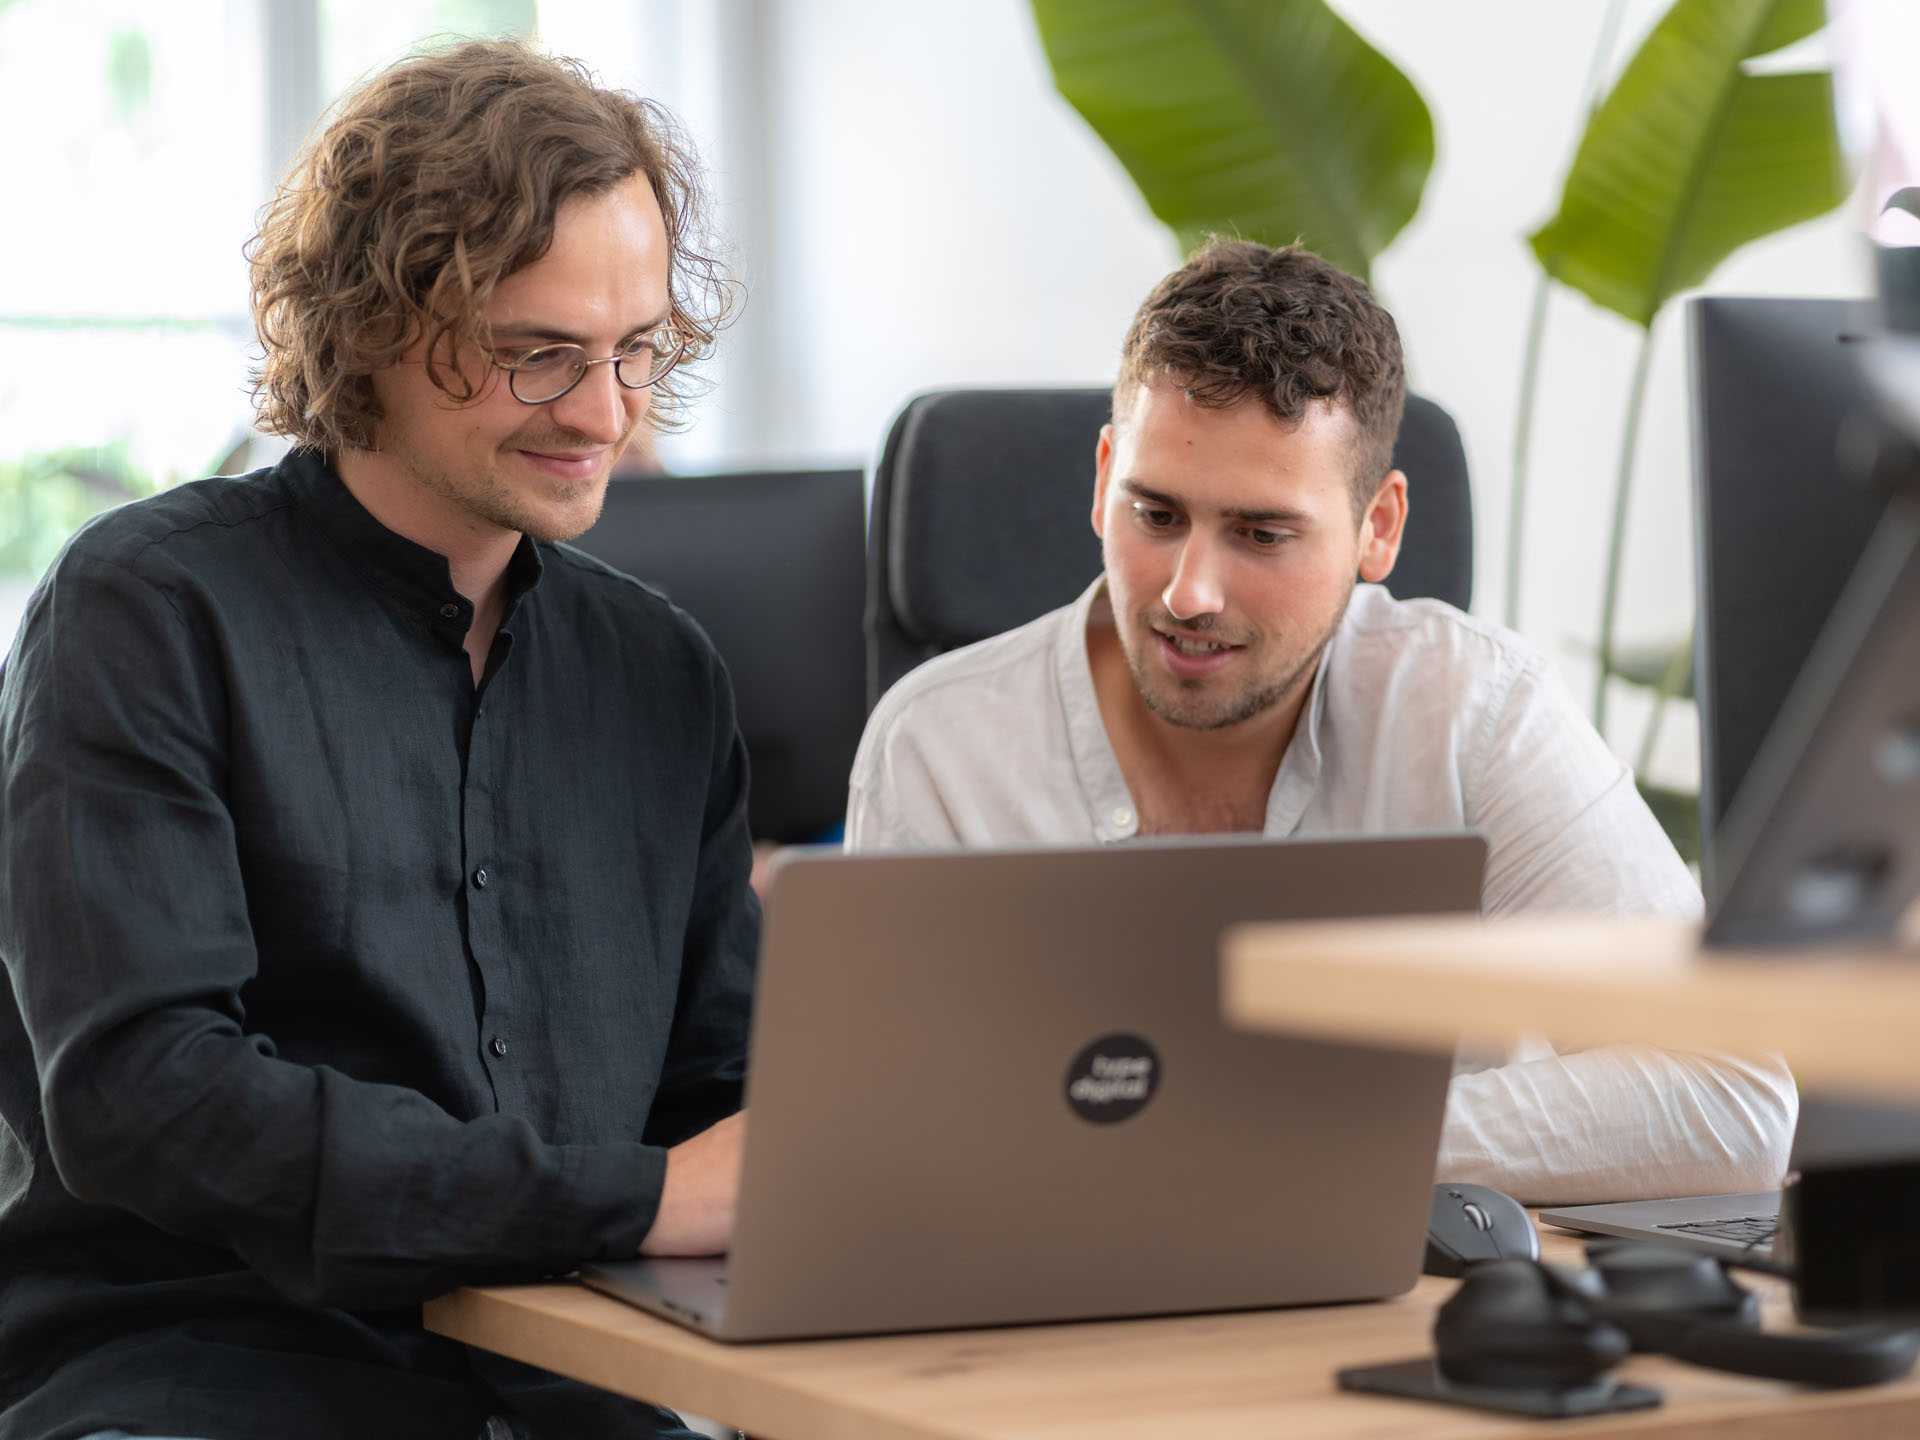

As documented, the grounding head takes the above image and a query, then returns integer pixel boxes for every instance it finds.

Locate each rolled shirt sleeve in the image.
[1445,651,1797,1204]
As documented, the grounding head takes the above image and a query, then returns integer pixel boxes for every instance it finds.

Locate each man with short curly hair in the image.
[848,239,1797,1207]
[0,40,750,1440]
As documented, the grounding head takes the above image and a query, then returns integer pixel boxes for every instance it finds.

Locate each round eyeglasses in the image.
[492,328,685,405]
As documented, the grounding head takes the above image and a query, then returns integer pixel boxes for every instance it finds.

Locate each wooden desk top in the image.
[423,1230,1920,1438]
[1222,914,1920,1099]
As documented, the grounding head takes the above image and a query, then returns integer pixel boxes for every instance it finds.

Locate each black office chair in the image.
[570,469,867,843]
[865,387,1474,707]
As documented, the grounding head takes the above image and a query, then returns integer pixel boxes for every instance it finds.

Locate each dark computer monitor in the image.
[568,468,867,844]
[1692,296,1920,947]
[1690,297,1890,901]
[1690,296,1920,1293]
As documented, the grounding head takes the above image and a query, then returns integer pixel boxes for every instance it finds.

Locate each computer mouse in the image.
[1424,1182,1540,1276]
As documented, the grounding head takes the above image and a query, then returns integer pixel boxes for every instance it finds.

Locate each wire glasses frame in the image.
[492,327,685,405]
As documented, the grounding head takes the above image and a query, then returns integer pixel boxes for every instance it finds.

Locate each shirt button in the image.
[490,1036,509,1059]
[472,867,490,890]
[1111,807,1135,828]
[439,602,460,619]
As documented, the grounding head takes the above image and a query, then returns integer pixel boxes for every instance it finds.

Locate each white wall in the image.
[692,0,1865,783]
[739,1,1178,468]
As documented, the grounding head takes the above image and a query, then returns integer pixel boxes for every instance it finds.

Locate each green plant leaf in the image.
[1607,636,1695,699]
[1529,0,1847,328]
[1638,779,1702,865]
[1031,0,1434,282]
[1884,187,1920,222]
[106,29,152,123]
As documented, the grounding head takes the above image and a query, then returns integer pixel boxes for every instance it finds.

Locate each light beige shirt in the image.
[847,577,1796,1205]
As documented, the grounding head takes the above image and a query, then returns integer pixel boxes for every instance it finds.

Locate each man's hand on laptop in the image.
[641,1110,746,1256]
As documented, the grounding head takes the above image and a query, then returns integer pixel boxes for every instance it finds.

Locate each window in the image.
[0,0,267,613]
[320,0,533,101]
[0,0,536,642]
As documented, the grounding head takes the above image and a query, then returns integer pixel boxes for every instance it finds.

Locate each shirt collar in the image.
[280,448,545,644]
[1263,612,1335,835]
[1058,572,1338,841]
[1055,575,1139,841]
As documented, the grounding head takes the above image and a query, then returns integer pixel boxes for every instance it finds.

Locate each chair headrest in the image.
[875,386,1473,651]
[882,388,1111,647]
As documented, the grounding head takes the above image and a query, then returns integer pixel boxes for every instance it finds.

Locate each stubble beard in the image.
[390,429,621,545]
[1123,586,1354,732]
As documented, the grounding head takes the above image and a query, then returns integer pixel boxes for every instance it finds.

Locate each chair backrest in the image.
[570,469,867,843]
[865,387,1474,707]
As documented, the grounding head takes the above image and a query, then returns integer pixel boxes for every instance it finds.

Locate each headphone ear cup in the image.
[1434,1259,1630,1391]
[1585,1243,1760,1329]
[1584,1243,1761,1354]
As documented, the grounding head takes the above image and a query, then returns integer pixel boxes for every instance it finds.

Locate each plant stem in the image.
[1633,627,1694,778]
[1502,0,1630,632]
[1592,326,1657,735]
[1503,278,1551,630]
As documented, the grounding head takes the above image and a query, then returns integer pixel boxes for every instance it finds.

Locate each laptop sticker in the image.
[1065,1033,1160,1123]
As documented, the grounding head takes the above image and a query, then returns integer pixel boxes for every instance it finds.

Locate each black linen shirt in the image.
[0,450,758,1440]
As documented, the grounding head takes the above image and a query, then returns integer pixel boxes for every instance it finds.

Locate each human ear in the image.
[1357,469,1408,584]
[1092,424,1116,540]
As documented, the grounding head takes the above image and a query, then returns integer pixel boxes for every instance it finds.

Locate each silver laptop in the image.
[1539,1192,1787,1267]
[1541,1095,1920,1269]
[582,833,1486,1340]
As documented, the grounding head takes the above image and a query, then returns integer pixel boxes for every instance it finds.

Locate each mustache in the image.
[509,433,614,452]
[506,420,641,454]
[1142,610,1253,646]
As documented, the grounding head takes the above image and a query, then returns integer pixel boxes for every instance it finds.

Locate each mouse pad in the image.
[1338,1357,1663,1418]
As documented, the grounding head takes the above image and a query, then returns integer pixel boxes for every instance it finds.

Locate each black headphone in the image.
[1436,1243,1920,1392]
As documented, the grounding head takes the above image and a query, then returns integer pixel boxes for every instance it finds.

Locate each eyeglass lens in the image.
[508,337,679,404]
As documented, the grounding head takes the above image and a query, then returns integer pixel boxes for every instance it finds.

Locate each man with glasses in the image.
[0,40,750,1440]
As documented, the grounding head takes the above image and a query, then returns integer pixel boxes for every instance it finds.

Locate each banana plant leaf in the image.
[1030,0,1434,283]
[1607,637,1695,699]
[1885,187,1920,223]
[1529,0,1846,328]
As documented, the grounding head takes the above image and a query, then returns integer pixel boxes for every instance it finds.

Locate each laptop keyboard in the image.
[1655,1214,1778,1250]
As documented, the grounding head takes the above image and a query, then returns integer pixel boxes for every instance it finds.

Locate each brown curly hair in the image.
[1117,239,1405,518]
[248,38,734,455]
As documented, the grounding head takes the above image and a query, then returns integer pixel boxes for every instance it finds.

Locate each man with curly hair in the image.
[848,239,1797,1208]
[0,40,750,1440]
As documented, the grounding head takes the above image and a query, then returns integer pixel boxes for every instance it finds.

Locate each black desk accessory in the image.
[1335,1356,1662,1419]
[1340,1259,1660,1418]
[1422,1182,1538,1276]
[1794,1157,1920,1325]
[1581,1241,1920,1387]
[1339,1243,1920,1419]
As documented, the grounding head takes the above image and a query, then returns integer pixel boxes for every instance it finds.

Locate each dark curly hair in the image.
[1117,239,1405,518]
[248,38,735,455]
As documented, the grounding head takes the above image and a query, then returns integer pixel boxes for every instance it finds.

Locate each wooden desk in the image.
[1222,914,1920,1099]
[423,1230,1920,1437]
